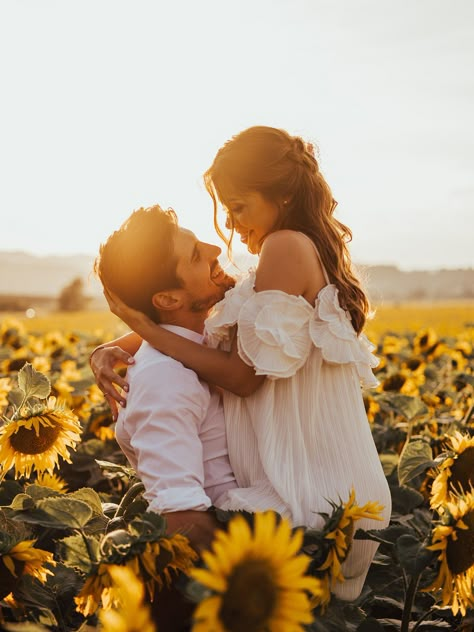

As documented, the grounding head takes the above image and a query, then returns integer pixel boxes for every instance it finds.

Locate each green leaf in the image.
[36,496,93,528]
[17,363,51,401]
[390,485,424,514]
[95,459,136,480]
[58,533,100,573]
[68,487,104,516]
[398,439,434,486]
[9,493,36,511]
[24,484,61,502]
[379,453,399,477]
[395,534,436,575]
[355,524,413,545]
[379,394,428,420]
[7,388,24,408]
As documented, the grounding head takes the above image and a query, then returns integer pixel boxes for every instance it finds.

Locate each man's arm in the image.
[123,359,214,514]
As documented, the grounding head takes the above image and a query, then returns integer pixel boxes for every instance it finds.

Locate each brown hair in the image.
[204,126,370,334]
[94,205,181,323]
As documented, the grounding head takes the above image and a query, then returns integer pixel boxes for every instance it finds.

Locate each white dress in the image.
[204,253,392,600]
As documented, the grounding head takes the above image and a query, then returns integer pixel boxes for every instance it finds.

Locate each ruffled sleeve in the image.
[309,285,380,387]
[236,291,314,379]
[205,269,256,348]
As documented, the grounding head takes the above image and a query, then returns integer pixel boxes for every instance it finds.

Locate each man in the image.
[93,205,240,629]
[92,205,238,547]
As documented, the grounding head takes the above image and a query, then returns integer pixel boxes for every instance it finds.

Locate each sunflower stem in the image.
[411,606,436,631]
[401,573,421,632]
[10,395,28,420]
[78,527,97,568]
[114,481,145,518]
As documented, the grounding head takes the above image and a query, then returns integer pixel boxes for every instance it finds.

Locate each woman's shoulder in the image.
[260,229,317,255]
[257,230,325,299]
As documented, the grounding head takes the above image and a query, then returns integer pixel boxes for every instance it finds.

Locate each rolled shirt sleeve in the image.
[118,360,213,513]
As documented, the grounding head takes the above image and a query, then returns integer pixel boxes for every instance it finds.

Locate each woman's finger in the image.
[103,384,126,407]
[104,393,120,421]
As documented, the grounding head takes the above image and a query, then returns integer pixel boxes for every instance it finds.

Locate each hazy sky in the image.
[1,0,473,270]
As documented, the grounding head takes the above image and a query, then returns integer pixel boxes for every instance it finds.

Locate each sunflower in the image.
[0,377,12,409]
[99,565,156,632]
[382,335,407,356]
[88,408,115,441]
[191,511,322,632]
[31,356,52,375]
[0,539,55,600]
[35,471,68,492]
[75,531,197,616]
[413,328,439,356]
[314,488,384,605]
[0,398,82,481]
[430,432,474,508]
[379,368,425,396]
[425,492,474,616]
[363,394,380,423]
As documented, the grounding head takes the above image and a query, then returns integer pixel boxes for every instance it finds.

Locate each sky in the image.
[1,0,473,271]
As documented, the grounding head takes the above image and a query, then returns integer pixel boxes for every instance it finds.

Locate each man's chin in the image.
[220,273,236,291]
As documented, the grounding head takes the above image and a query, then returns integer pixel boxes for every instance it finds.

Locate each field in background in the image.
[1,300,473,339]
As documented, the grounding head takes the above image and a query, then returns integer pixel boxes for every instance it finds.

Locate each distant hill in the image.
[0,251,473,307]
[0,251,102,298]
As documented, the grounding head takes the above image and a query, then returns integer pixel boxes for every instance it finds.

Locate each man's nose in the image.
[205,242,222,258]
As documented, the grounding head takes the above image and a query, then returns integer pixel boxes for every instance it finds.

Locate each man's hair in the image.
[94,205,182,323]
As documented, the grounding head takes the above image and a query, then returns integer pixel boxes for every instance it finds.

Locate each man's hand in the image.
[90,346,134,420]
[164,510,220,552]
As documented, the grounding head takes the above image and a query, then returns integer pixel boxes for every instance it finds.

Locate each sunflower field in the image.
[0,306,473,632]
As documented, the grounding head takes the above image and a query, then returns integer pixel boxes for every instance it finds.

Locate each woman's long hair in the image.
[204,126,370,334]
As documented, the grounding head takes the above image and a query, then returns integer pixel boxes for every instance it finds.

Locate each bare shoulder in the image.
[261,229,315,253]
[256,230,325,297]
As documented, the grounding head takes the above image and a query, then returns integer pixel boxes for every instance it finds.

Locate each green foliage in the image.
[1,318,473,630]
[397,439,435,486]
[17,363,51,402]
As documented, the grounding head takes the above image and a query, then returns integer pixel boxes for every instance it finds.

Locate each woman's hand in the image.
[90,346,134,421]
[104,287,153,336]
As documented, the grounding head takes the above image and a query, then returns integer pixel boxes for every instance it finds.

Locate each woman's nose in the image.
[225,215,233,230]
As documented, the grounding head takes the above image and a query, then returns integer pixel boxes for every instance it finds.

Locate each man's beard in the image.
[189,272,236,313]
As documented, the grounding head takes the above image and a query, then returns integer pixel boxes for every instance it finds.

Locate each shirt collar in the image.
[161,324,204,345]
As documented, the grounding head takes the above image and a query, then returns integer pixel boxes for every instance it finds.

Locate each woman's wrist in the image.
[89,344,107,367]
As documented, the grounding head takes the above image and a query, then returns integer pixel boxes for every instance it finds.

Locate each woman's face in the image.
[223,191,281,254]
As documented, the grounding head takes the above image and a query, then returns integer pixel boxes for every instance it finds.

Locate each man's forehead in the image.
[179,227,197,241]
[173,227,198,263]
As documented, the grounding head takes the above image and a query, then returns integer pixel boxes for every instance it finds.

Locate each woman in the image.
[92,126,391,599]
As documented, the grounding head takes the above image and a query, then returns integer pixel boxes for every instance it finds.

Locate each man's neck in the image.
[159,311,209,335]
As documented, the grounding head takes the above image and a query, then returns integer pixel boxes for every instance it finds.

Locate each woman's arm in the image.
[103,298,264,398]
[104,230,324,397]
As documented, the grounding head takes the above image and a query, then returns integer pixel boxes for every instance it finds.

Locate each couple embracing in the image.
[91,125,392,623]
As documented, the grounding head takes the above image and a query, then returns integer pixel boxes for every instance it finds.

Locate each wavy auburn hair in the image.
[204,126,370,334]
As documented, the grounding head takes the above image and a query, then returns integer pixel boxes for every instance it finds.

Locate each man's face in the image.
[173,228,235,313]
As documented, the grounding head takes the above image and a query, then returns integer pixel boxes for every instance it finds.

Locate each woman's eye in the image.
[230,205,243,215]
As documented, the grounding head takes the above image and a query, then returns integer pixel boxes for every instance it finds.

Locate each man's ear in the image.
[151,290,183,312]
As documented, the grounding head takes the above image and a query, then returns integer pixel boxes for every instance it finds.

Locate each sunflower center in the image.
[446,510,474,575]
[219,558,278,632]
[9,420,61,455]
[382,374,406,391]
[450,447,474,494]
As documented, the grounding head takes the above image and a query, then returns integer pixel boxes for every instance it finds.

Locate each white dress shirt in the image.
[115,325,237,513]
